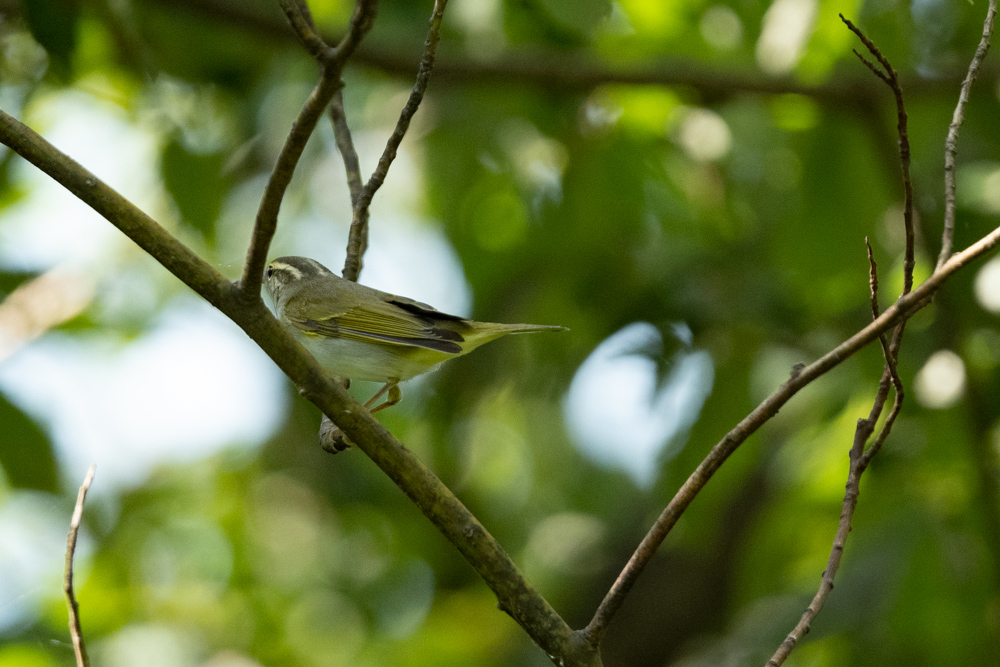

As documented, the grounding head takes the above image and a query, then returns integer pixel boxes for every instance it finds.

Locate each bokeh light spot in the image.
[756,0,818,75]
[701,6,744,50]
[915,350,966,409]
[676,109,732,162]
[974,256,1000,314]
[564,322,714,487]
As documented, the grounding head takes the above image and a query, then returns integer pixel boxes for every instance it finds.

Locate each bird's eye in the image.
[265,267,273,279]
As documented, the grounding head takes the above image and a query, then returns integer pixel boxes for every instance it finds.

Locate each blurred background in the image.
[1,0,1000,664]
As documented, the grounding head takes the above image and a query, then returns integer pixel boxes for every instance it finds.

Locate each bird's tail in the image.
[490,323,568,334]
[462,322,567,349]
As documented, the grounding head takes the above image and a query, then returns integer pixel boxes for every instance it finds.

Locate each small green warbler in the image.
[264,256,565,416]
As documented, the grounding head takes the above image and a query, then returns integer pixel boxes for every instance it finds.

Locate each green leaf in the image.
[22,0,80,81]
[161,138,226,245]
[0,393,60,494]
[0,271,38,299]
[537,0,612,36]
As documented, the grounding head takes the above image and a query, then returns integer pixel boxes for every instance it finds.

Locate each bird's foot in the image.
[319,414,353,454]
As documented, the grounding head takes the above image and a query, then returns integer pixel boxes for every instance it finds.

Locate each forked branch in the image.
[769,9,993,663]
[342,0,450,282]
[578,219,1000,646]
[0,108,597,666]
[841,14,915,294]
[585,11,998,643]
[240,0,378,296]
[2,0,999,663]
[767,243,902,666]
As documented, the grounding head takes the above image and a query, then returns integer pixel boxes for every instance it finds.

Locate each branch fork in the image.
[0,1,998,665]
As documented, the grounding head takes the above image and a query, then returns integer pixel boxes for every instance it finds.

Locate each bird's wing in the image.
[383,294,468,322]
[287,297,465,354]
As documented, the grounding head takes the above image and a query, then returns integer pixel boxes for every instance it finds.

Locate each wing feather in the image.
[287,297,465,354]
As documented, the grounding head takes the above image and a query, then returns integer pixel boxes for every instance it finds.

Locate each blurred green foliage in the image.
[2,0,1000,665]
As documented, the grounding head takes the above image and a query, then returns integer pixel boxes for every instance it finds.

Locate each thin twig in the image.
[769,355,903,666]
[363,0,447,201]
[343,0,449,282]
[65,465,95,667]
[767,400,880,665]
[330,90,364,205]
[279,0,334,61]
[331,0,379,70]
[241,71,342,295]
[841,14,915,295]
[939,0,998,268]
[861,245,907,469]
[767,241,901,665]
[864,238,905,424]
[867,238,894,367]
[241,0,378,296]
[329,89,369,280]
[851,50,891,85]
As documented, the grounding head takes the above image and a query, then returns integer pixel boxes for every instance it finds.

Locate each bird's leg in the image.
[322,381,401,453]
[319,376,353,454]
[363,382,392,409]
[369,382,402,414]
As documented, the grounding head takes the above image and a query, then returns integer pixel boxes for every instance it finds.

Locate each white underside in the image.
[291,327,443,382]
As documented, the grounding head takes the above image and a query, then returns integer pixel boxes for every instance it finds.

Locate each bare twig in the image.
[241,0,378,296]
[329,89,369,278]
[851,50,891,85]
[939,0,998,268]
[767,398,881,665]
[330,0,379,70]
[767,10,997,660]
[330,90,364,205]
[241,72,342,295]
[767,242,902,666]
[841,14,915,295]
[342,0,448,282]
[279,0,334,61]
[65,465,95,667]
[363,0,447,204]
[769,357,903,666]
[867,238,893,365]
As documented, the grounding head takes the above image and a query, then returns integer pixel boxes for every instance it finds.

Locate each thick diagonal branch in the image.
[0,108,600,667]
